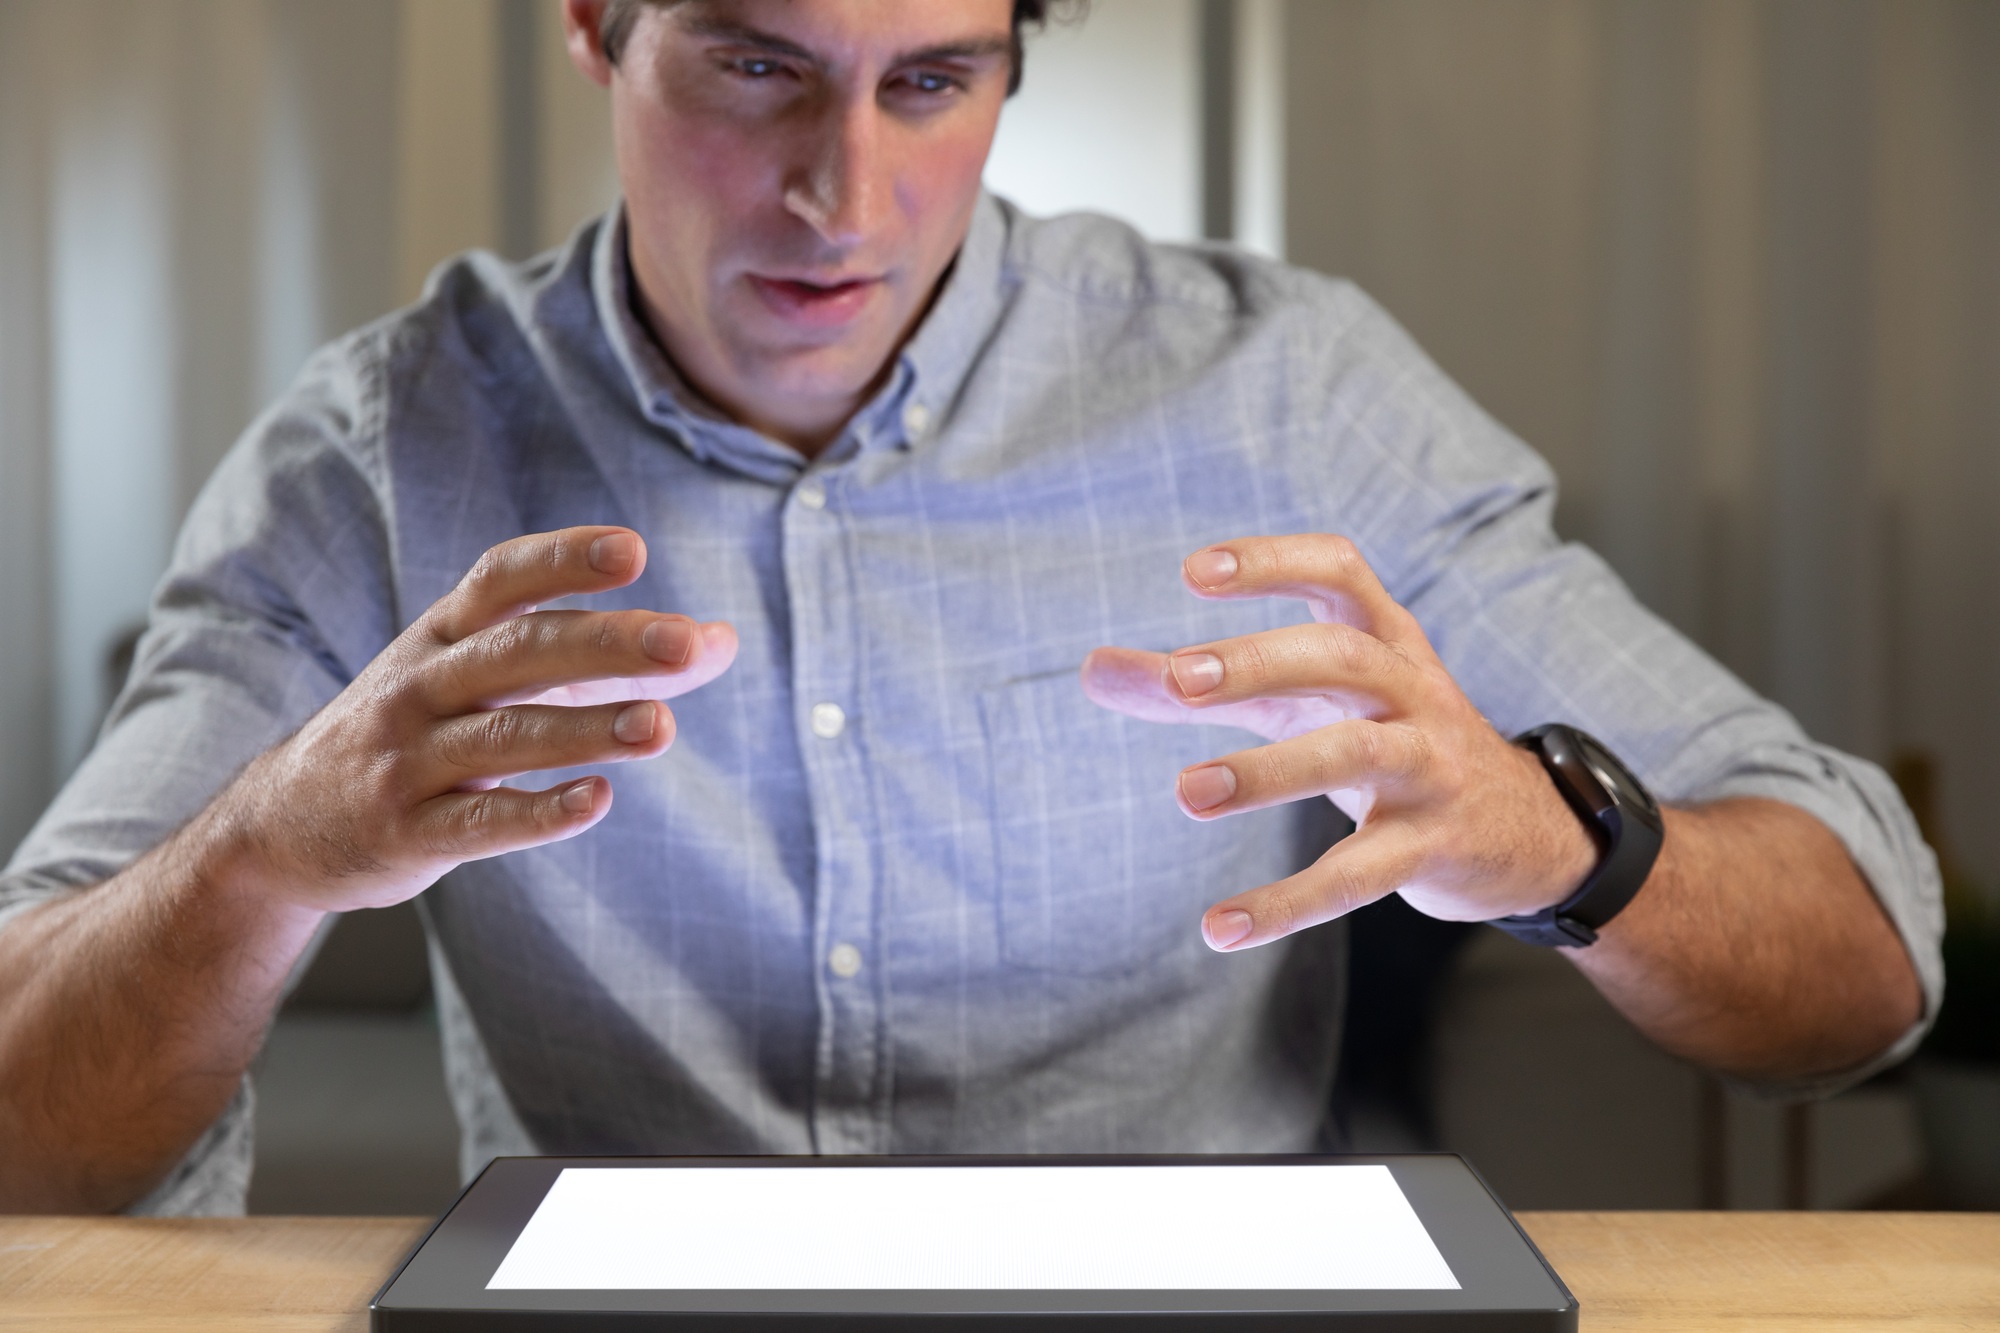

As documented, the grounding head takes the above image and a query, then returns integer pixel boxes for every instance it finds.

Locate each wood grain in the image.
[0,1215,426,1331]
[0,1212,1993,1330]
[1518,1212,2000,1330]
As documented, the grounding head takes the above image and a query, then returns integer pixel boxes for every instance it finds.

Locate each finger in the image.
[424,699,676,787]
[422,610,732,713]
[1181,533,1429,651]
[1160,621,1420,716]
[1200,821,1426,952]
[409,775,613,864]
[520,622,740,707]
[1081,647,1197,724]
[1080,647,1303,741]
[424,527,649,644]
[1176,720,1429,820]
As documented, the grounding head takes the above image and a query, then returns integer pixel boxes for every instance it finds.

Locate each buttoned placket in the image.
[782,450,889,1155]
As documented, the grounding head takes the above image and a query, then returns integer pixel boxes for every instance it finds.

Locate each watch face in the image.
[1574,732,1661,821]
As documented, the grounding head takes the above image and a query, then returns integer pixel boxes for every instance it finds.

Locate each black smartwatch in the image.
[1490,724,1665,948]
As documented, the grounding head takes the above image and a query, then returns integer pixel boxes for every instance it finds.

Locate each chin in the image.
[763,359,887,410]
[745,335,900,405]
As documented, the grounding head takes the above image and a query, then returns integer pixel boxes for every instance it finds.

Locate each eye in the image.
[893,68,965,99]
[727,56,788,79]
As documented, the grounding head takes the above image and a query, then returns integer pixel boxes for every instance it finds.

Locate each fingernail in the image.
[1169,652,1225,698]
[589,532,637,574]
[561,779,597,814]
[613,702,655,744]
[1179,764,1238,811]
[642,618,695,665]
[1205,909,1254,950]
[1185,548,1238,589]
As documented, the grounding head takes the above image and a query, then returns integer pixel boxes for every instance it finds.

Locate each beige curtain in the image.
[0,0,616,856]
[1285,0,2000,898]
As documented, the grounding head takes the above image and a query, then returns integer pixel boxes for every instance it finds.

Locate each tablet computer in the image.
[370,1154,1575,1330]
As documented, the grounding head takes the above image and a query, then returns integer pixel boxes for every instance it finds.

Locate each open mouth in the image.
[746,273,882,327]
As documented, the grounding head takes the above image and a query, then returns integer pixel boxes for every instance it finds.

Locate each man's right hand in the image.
[0,525,733,1213]
[225,525,736,914]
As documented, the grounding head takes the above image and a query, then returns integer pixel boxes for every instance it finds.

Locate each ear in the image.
[561,0,615,88]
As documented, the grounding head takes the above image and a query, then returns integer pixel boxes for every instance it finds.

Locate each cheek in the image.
[896,133,997,236]
[616,96,781,257]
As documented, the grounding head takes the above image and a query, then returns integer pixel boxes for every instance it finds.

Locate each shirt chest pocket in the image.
[980,670,1264,977]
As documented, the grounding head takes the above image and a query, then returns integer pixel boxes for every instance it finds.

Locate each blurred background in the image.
[1,0,1996,1215]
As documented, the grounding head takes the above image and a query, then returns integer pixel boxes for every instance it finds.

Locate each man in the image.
[0,0,1936,1215]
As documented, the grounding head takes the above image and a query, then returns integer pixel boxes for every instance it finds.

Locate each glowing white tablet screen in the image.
[486,1164,1459,1291]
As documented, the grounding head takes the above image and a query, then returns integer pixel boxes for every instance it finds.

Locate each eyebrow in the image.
[679,15,1012,69]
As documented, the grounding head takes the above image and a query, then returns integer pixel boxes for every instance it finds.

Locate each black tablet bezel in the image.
[371,1154,1575,1331]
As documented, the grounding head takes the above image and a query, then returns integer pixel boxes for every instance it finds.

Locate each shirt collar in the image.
[885,189,1008,444]
[591,193,1012,478]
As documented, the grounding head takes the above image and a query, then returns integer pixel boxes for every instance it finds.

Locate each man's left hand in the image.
[1082,533,1602,952]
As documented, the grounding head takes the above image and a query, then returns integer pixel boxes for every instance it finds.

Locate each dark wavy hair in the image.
[597,1,1081,95]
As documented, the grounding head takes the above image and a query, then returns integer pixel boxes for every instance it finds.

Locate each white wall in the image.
[984,0,1203,242]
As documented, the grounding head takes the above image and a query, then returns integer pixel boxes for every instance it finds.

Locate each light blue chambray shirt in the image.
[2,195,1943,1214]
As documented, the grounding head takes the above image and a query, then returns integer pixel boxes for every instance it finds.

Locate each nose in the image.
[783,96,889,247]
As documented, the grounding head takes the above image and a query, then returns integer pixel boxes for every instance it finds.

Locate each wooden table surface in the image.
[0,1211,1994,1330]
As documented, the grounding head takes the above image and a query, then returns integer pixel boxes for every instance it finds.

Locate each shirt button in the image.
[827,943,863,979]
[797,481,827,510]
[810,702,846,739]
[902,401,931,440]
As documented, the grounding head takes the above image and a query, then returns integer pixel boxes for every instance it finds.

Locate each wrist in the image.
[172,761,329,945]
[1492,724,1665,948]
[1522,742,1600,903]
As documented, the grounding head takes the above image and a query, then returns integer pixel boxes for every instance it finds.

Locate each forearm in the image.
[1568,797,1922,1083]
[0,798,323,1213]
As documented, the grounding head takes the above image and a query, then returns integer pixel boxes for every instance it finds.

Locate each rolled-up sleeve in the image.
[1306,280,1944,1098]
[0,334,399,1212]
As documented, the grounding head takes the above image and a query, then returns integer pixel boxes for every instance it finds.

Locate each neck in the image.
[627,293,868,461]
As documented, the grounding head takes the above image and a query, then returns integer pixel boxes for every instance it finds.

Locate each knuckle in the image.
[1322,533,1364,575]
[469,615,546,680]
[478,705,527,755]
[422,647,481,712]
[1262,885,1308,937]
[425,793,493,860]
[1347,720,1391,775]
[372,656,422,703]
[1397,724,1435,782]
[590,614,628,657]
[464,545,510,593]
[1318,861,1371,917]
[1299,731,1348,788]
[1352,720,1428,786]
[411,603,455,647]
[484,614,539,661]
[1314,622,1373,677]
[1231,636,1277,687]
[433,708,524,772]
[542,530,578,575]
[429,723,475,772]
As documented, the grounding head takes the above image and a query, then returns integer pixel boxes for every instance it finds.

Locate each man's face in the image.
[599,0,1015,447]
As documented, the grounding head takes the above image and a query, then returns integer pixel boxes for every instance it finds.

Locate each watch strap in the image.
[1490,725,1665,948]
